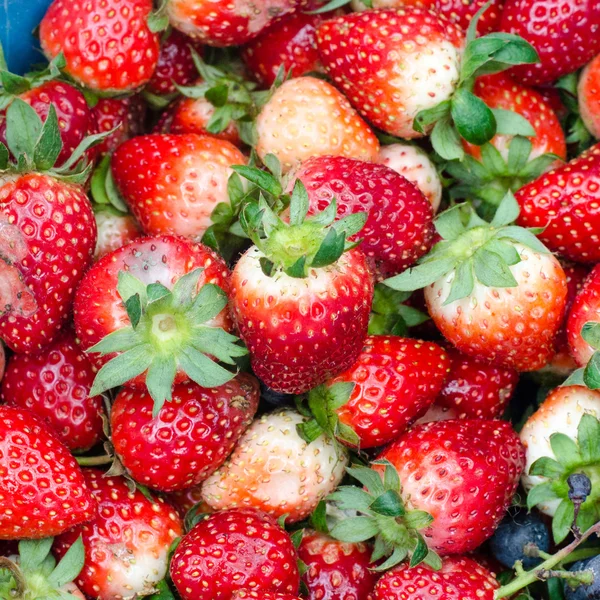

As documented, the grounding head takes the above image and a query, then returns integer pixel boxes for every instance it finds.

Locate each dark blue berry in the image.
[489,510,550,569]
[564,556,600,600]
[568,473,593,503]
[259,381,294,407]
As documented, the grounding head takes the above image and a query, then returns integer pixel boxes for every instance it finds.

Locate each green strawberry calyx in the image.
[563,322,600,392]
[88,268,247,416]
[383,192,549,303]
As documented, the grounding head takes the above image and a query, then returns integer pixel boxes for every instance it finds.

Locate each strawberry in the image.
[500,0,600,85]
[0,406,96,539]
[1,328,105,452]
[578,53,600,140]
[92,96,147,156]
[300,336,450,449]
[93,208,141,260]
[316,9,464,140]
[170,507,300,600]
[515,144,600,264]
[297,530,379,600]
[201,408,348,523]
[74,235,244,412]
[167,0,302,46]
[435,0,504,34]
[165,487,212,519]
[54,469,183,600]
[386,196,568,371]
[370,556,499,600]
[0,342,4,383]
[146,29,205,97]
[111,373,260,491]
[232,592,301,600]
[112,133,246,240]
[40,0,160,93]
[255,76,379,174]
[378,143,443,212]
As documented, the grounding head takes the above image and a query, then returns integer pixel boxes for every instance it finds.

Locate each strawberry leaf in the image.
[47,536,85,588]
[507,136,533,173]
[451,89,497,146]
[6,98,42,161]
[413,100,452,135]
[491,109,536,137]
[384,256,458,292]
[434,204,467,240]
[552,499,575,544]
[581,322,600,350]
[430,117,464,161]
[370,490,405,517]
[146,356,177,416]
[329,517,380,543]
[577,414,600,463]
[529,457,565,479]
[583,353,600,390]
[18,538,54,573]
[443,259,475,305]
[549,433,582,468]
[527,481,558,511]
[410,534,429,567]
[289,179,310,226]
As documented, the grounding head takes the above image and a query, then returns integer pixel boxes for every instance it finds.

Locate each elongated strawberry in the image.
[1,328,104,452]
[288,155,434,277]
[255,76,379,173]
[40,0,160,93]
[111,373,260,491]
[0,406,96,539]
[170,508,300,600]
[579,53,600,140]
[112,133,246,240]
[54,470,183,600]
[201,409,348,523]
[92,96,147,156]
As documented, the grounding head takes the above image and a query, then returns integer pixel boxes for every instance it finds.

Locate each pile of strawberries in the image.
[2,0,600,598]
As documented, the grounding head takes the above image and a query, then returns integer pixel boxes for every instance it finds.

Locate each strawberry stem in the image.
[0,557,26,598]
[75,455,113,466]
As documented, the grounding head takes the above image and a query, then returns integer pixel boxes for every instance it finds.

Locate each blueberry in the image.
[564,556,600,600]
[260,381,294,407]
[569,473,593,504]
[489,510,550,570]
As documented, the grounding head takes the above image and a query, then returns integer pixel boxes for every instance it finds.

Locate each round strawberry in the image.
[111,373,260,491]
[92,96,147,156]
[40,0,160,93]
[288,155,434,277]
[436,0,503,34]
[0,406,96,539]
[579,53,600,140]
[1,328,104,452]
[232,593,302,600]
[112,133,246,240]
[170,507,300,600]
[93,208,141,260]
[54,470,183,600]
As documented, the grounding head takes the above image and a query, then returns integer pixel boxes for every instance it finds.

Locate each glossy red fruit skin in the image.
[0,174,97,354]
[54,470,183,600]
[146,30,204,97]
[93,96,147,155]
[500,0,600,85]
[297,530,378,600]
[229,246,373,394]
[371,556,498,599]
[329,336,450,448]
[232,592,302,600]
[0,406,96,539]
[170,508,300,600]
[377,419,525,555]
[74,235,232,386]
[436,347,519,419]
[435,0,503,34]
[515,144,600,263]
[40,0,160,93]
[111,373,260,491]
[1,329,104,452]
[290,155,434,278]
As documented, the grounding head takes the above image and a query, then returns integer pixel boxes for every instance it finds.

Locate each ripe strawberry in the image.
[1,328,104,452]
[316,9,464,139]
[297,530,379,600]
[255,76,379,173]
[302,336,450,449]
[370,556,499,600]
[167,0,302,46]
[54,469,183,600]
[378,143,442,212]
[170,507,300,600]
[92,96,147,156]
[500,0,600,85]
[0,406,96,539]
[93,208,141,260]
[376,419,525,554]
[146,29,205,97]
[515,144,600,264]
[435,0,503,34]
[232,592,301,600]
[201,409,348,523]
[112,133,246,239]
[111,373,260,491]
[578,53,600,140]
[40,0,160,93]
[165,487,212,519]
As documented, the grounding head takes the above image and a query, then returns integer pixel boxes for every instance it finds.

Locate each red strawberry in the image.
[316,9,464,139]
[370,556,499,600]
[111,373,260,491]
[40,0,160,93]
[515,144,600,263]
[112,133,246,239]
[232,592,302,600]
[579,53,600,140]
[146,29,205,97]
[255,76,379,173]
[54,469,183,600]
[297,530,379,600]
[0,406,96,539]
[165,487,213,518]
[167,0,302,46]
[435,0,503,34]
[93,208,141,260]
[1,328,105,452]
[376,419,525,555]
[0,342,4,382]
[92,96,147,156]
[170,508,300,600]
[500,0,600,85]
[288,155,434,277]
